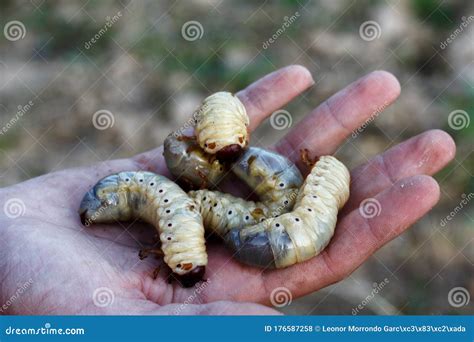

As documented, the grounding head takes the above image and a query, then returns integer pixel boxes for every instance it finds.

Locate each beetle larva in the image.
[78,171,207,287]
[189,147,304,236]
[194,91,249,160]
[163,127,226,190]
[222,156,350,269]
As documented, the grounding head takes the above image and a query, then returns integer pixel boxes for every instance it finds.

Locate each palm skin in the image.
[0,66,455,315]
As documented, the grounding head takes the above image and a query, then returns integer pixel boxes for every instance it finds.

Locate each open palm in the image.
[0,66,455,315]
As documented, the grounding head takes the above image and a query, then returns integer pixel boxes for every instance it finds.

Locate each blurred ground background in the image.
[0,0,472,314]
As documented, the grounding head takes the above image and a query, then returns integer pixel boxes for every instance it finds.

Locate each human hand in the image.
[0,65,455,315]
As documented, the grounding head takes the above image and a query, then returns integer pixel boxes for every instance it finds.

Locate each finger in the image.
[132,64,314,170]
[274,70,401,169]
[342,129,455,214]
[260,175,440,302]
[236,64,314,131]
